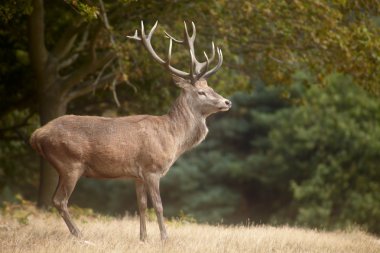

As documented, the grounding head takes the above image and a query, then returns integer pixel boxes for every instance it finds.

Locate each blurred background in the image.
[1,0,379,235]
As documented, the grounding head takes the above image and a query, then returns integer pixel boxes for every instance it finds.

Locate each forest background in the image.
[1,0,380,235]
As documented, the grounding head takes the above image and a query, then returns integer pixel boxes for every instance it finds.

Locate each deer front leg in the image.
[146,173,168,241]
[135,180,148,241]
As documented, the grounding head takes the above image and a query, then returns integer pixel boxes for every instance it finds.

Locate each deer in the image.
[29,21,231,241]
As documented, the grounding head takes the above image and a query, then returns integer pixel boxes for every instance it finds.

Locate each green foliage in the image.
[172,210,197,225]
[70,179,137,216]
[270,73,380,233]
[211,0,380,94]
[0,0,32,23]
[64,0,99,20]
[0,109,39,195]
[1,193,34,225]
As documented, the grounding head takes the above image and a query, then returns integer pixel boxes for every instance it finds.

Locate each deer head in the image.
[127,21,231,116]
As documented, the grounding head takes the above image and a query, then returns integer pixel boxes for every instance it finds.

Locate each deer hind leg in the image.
[135,180,148,241]
[52,170,82,237]
[146,173,168,241]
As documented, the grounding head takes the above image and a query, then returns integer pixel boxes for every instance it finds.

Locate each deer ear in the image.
[172,75,191,88]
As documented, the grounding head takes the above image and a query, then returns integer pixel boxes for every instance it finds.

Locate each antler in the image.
[127,21,223,84]
[165,21,223,80]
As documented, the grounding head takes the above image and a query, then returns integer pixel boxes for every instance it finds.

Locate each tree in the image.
[211,0,380,94]
[270,73,380,233]
[28,0,125,207]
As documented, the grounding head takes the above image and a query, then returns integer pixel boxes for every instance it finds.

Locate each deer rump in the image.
[30,114,178,179]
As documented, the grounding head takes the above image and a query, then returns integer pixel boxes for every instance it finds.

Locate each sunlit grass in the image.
[0,202,379,253]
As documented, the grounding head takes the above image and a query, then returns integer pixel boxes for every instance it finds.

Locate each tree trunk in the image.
[36,54,67,208]
[29,0,116,208]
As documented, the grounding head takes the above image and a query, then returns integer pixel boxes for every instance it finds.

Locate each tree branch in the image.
[98,0,115,45]
[64,73,116,103]
[89,23,103,59]
[58,26,90,70]
[110,70,120,107]
[52,22,87,60]
[58,53,80,70]
[76,25,90,52]
[98,0,124,75]
[60,51,115,95]
[92,56,114,90]
[58,2,123,105]
[28,0,48,76]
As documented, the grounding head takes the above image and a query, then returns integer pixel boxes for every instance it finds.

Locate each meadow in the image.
[0,202,379,253]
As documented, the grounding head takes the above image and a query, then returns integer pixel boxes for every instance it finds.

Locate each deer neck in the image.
[167,92,208,156]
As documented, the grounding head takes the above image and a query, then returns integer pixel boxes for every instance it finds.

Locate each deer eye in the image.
[198,91,206,96]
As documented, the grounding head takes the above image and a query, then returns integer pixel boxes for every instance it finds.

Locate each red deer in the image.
[30,21,231,241]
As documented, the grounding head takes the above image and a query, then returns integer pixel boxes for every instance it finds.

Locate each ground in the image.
[0,202,379,253]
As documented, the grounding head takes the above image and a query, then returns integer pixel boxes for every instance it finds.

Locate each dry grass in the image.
[0,203,379,253]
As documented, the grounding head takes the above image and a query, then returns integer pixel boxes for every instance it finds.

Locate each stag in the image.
[30,21,231,241]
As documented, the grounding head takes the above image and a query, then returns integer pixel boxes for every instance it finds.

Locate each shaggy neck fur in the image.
[167,91,208,155]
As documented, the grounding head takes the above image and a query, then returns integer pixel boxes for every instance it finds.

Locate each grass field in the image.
[0,202,379,253]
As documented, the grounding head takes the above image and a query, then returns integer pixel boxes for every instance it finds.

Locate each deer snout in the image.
[217,99,232,111]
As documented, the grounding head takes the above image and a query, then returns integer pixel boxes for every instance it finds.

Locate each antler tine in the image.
[183,21,196,53]
[208,41,216,63]
[183,21,196,82]
[184,21,207,79]
[139,21,164,65]
[164,22,195,45]
[148,20,158,40]
[138,21,190,77]
[183,21,190,42]
[126,30,141,41]
[197,41,216,76]
[140,20,146,38]
[190,21,196,41]
[203,47,223,79]
[167,38,173,65]
[164,31,184,44]
[198,51,210,78]
[189,49,197,83]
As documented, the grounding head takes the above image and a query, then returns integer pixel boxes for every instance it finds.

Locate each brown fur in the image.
[31,77,231,240]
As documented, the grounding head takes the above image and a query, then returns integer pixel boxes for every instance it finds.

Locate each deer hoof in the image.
[71,229,83,238]
[161,234,168,241]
